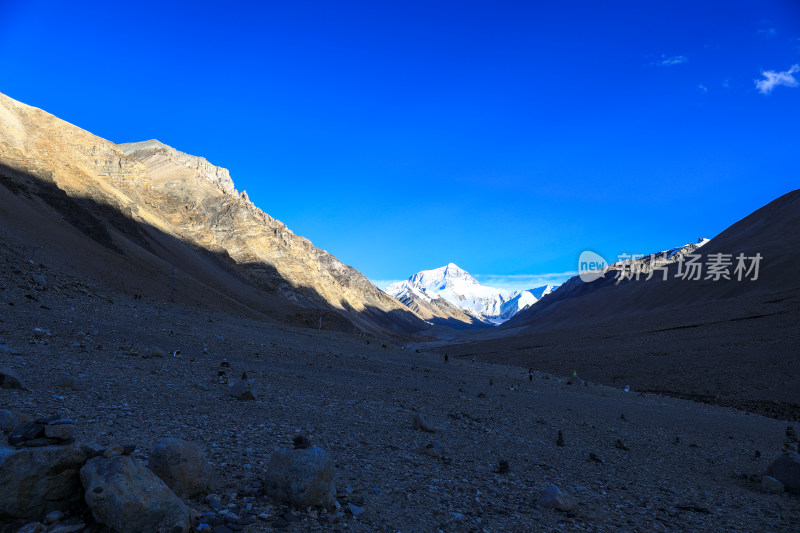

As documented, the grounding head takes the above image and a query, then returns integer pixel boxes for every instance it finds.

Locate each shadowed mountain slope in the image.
[435,189,800,419]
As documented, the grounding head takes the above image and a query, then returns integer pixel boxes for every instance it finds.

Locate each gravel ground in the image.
[2,254,799,532]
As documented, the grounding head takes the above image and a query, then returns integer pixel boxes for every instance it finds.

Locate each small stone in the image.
[293,434,311,450]
[537,484,577,512]
[16,522,43,533]
[0,367,24,389]
[348,503,364,516]
[615,439,629,451]
[416,441,448,459]
[556,431,565,447]
[103,444,125,458]
[496,460,510,474]
[229,380,256,401]
[765,453,800,493]
[761,475,785,494]
[412,413,437,433]
[150,346,167,358]
[45,510,64,523]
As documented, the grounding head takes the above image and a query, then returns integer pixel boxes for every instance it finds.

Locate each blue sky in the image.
[1,1,798,291]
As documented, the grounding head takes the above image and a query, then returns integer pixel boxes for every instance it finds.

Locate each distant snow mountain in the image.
[385,263,555,326]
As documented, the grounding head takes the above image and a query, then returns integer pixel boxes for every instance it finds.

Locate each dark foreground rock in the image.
[264,446,335,508]
[148,437,213,498]
[80,455,194,533]
[0,443,87,518]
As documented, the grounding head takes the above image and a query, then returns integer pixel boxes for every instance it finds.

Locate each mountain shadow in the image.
[0,162,429,339]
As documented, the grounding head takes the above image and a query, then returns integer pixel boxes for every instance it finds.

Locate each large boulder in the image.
[765,453,800,494]
[148,438,212,498]
[0,443,87,519]
[264,447,335,508]
[80,455,194,533]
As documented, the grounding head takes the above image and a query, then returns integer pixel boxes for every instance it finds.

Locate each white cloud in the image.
[755,64,800,94]
[658,55,688,66]
[698,84,708,92]
[757,28,777,38]
[473,272,577,292]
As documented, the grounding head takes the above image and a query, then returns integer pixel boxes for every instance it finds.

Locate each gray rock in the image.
[537,484,578,512]
[80,455,194,533]
[416,440,449,459]
[264,446,335,508]
[229,380,256,401]
[148,437,212,498]
[348,503,364,516]
[0,367,24,389]
[765,453,800,494]
[45,510,64,523]
[0,443,87,518]
[761,475,784,494]
[150,346,168,358]
[412,413,437,433]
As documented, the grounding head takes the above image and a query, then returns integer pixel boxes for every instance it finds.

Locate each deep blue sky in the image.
[1,1,798,290]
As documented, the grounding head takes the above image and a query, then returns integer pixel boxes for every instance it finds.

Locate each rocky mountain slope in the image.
[0,91,427,338]
[435,190,800,419]
[386,263,554,326]
[502,239,709,330]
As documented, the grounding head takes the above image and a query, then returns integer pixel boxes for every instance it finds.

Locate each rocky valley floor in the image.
[1,254,799,532]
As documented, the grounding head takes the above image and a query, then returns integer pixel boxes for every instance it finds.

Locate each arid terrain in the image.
[2,243,799,532]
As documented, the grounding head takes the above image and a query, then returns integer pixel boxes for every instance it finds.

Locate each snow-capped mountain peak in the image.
[386,264,554,325]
